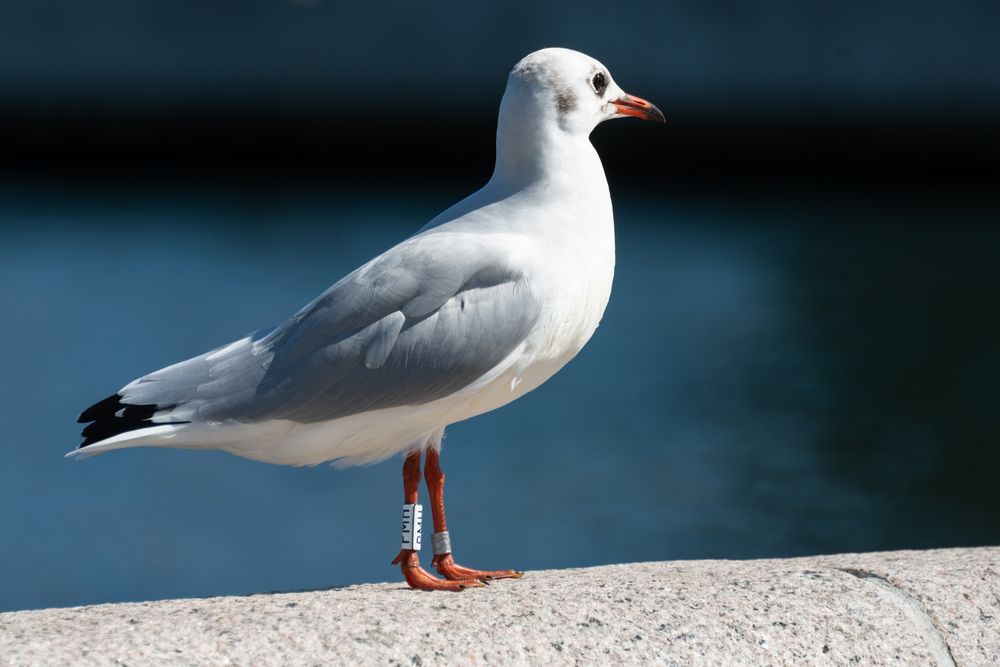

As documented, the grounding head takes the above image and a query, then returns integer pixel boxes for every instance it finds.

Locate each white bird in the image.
[72,47,664,591]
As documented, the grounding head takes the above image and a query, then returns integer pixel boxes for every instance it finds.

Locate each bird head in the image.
[502,48,665,136]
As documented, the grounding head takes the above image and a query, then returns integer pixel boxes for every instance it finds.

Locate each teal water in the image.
[1,188,997,612]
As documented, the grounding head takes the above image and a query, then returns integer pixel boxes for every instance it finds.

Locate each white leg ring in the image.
[401,503,423,551]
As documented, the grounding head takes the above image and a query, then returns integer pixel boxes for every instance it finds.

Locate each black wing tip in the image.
[76,393,184,449]
[77,393,123,423]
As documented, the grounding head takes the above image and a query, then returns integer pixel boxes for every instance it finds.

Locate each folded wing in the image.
[77,231,541,448]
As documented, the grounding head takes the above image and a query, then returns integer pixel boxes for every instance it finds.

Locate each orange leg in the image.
[425,448,524,581]
[391,450,485,591]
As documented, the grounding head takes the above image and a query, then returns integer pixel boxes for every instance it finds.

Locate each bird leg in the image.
[424,448,524,581]
[391,450,485,591]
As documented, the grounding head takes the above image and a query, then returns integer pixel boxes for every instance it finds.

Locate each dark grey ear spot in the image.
[556,88,576,114]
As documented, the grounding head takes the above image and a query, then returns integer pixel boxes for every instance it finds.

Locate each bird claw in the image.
[393,549,488,592]
[432,553,524,581]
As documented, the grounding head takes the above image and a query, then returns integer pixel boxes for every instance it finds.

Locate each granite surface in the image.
[2,547,997,666]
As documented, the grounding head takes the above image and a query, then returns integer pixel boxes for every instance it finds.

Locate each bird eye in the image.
[591,72,607,95]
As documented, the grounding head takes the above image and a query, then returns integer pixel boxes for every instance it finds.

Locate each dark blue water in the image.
[1,188,997,612]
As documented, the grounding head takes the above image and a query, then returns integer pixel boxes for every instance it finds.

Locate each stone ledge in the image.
[2,547,997,665]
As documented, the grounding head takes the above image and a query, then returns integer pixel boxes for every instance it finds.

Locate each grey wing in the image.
[120,233,541,425]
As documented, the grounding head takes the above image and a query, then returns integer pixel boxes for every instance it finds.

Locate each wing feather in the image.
[109,231,540,429]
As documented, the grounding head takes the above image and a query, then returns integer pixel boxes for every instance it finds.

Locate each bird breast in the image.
[533,229,615,362]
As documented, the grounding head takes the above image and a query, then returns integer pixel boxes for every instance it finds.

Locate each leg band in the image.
[401,503,423,551]
[432,530,452,556]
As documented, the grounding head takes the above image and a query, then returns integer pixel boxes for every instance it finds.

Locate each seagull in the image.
[72,47,664,591]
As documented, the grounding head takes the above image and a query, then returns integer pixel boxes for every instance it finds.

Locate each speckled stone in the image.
[1,547,996,666]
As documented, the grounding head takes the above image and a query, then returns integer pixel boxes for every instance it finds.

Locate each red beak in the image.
[613,94,665,123]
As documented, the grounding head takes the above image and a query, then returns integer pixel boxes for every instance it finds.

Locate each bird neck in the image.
[490,115,607,195]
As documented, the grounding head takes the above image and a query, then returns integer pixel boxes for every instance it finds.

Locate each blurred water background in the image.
[1,0,998,612]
